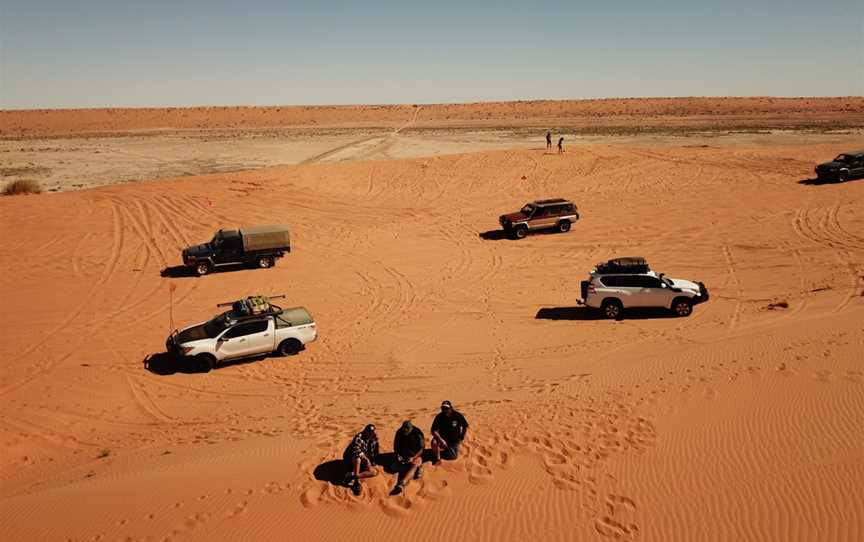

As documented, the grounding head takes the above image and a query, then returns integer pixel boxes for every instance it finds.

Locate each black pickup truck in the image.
[182,225,291,276]
[815,151,864,182]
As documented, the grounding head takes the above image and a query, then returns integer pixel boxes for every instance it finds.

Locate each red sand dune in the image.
[1,136,863,540]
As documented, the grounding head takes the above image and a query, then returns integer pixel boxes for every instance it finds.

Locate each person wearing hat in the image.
[343,423,380,496]
[390,420,426,495]
[431,400,469,464]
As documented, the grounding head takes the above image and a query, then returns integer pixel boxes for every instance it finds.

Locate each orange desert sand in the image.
[1,99,863,541]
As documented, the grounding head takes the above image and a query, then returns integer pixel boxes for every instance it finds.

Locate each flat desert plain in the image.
[1,99,863,542]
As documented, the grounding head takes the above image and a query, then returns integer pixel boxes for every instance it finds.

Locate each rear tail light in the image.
[587,284,596,294]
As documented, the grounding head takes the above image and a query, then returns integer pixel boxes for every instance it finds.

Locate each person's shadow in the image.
[312,451,435,487]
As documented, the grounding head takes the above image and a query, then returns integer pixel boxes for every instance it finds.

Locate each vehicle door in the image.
[616,275,645,307]
[214,231,244,264]
[215,319,273,360]
[636,275,671,308]
[600,275,639,307]
[536,207,557,228]
[853,156,864,177]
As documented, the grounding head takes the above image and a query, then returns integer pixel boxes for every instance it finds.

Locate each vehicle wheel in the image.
[194,261,211,276]
[838,170,850,183]
[557,220,571,233]
[601,299,623,320]
[672,298,693,317]
[193,354,215,373]
[513,225,528,239]
[278,339,303,356]
[257,256,273,269]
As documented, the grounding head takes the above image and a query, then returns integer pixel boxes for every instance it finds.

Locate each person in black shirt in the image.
[390,420,425,495]
[343,423,380,496]
[558,136,564,154]
[431,400,469,464]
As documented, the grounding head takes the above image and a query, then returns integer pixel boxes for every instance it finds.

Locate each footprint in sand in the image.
[595,494,639,540]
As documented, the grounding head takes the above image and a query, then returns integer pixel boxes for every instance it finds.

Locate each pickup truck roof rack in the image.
[217,294,286,322]
[594,257,650,274]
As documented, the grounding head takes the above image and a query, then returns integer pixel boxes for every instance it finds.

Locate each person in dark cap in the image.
[390,420,426,495]
[343,423,380,496]
[431,400,469,464]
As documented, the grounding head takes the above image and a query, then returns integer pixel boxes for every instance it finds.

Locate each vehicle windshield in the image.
[203,314,230,338]
[521,204,535,215]
[661,276,674,287]
[210,231,223,247]
[834,154,852,163]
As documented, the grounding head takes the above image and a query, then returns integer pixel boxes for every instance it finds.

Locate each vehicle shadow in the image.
[160,263,250,278]
[478,230,511,241]
[143,352,197,375]
[536,306,675,320]
[160,265,196,278]
[798,177,861,186]
[144,351,276,375]
[479,228,565,241]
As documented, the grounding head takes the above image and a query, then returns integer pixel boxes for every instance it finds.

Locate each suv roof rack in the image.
[534,198,570,206]
[594,257,650,274]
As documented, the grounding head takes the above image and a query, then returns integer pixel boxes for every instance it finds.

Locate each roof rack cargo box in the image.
[595,257,650,274]
[239,225,291,252]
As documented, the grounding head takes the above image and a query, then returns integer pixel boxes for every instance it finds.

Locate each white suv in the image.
[580,257,709,319]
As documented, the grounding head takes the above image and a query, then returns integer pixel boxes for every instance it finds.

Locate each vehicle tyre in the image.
[838,170,850,183]
[195,261,211,276]
[513,225,528,239]
[193,354,215,373]
[257,256,273,269]
[557,220,571,233]
[278,338,303,356]
[671,298,693,317]
[601,299,623,320]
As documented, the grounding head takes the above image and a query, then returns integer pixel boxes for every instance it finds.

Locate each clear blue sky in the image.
[1,1,862,109]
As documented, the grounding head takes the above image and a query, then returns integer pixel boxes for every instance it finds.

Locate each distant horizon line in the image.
[3,95,861,113]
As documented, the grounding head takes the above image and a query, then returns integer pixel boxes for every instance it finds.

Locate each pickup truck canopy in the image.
[239,225,291,252]
[275,307,314,328]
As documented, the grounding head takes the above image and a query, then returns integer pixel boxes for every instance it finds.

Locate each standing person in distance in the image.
[558,136,565,154]
[390,420,425,495]
[431,400,469,464]
[343,423,380,496]
[546,130,552,150]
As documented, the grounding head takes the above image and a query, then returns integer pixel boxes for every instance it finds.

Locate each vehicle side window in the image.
[223,236,242,250]
[223,320,268,338]
[616,276,640,288]
[599,276,618,287]
[636,276,663,288]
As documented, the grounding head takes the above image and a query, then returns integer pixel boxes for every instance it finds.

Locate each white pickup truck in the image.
[166,303,317,372]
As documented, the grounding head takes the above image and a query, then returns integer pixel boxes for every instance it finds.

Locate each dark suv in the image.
[815,151,864,182]
[499,199,580,239]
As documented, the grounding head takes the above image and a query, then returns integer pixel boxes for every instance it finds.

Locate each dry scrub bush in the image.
[3,179,42,195]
